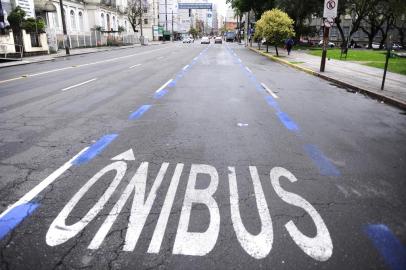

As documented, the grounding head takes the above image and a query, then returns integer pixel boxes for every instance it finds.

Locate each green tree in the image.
[276,0,322,40]
[21,18,46,33]
[7,6,26,34]
[189,27,198,39]
[255,8,295,56]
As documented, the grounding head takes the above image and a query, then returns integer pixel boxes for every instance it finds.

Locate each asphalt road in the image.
[0,42,405,270]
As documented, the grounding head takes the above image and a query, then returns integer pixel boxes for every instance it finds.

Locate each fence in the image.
[49,30,141,51]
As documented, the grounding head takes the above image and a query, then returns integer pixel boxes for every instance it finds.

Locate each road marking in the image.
[238,58,242,63]
[129,105,152,120]
[111,149,135,161]
[0,203,39,240]
[156,79,173,93]
[73,134,118,165]
[303,144,340,177]
[0,47,169,84]
[148,163,184,253]
[364,224,406,270]
[237,123,248,127]
[0,147,89,240]
[61,78,97,91]
[173,164,220,256]
[229,166,273,259]
[245,66,252,73]
[193,57,199,61]
[44,159,333,260]
[157,56,164,60]
[261,83,279,99]
[154,89,168,99]
[271,167,333,261]
[129,64,141,69]
[277,111,299,132]
[46,161,128,246]
[182,64,190,71]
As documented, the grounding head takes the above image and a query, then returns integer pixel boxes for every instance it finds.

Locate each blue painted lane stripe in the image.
[154,89,169,99]
[73,134,118,165]
[303,144,341,176]
[0,202,39,240]
[277,111,299,132]
[364,224,406,270]
[129,105,152,120]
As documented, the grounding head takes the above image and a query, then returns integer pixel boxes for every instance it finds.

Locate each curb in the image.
[0,43,165,69]
[248,46,406,110]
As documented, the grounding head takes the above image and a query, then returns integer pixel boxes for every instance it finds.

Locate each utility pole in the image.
[139,0,144,44]
[381,35,392,90]
[171,10,173,41]
[59,0,70,55]
[320,23,330,72]
[165,0,168,31]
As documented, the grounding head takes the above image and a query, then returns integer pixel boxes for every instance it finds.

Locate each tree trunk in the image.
[275,45,279,56]
[336,20,346,48]
[398,27,405,48]
[266,44,268,53]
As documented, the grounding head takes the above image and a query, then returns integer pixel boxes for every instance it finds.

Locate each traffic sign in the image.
[323,0,338,19]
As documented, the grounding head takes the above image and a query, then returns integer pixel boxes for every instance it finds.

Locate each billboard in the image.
[178,3,212,9]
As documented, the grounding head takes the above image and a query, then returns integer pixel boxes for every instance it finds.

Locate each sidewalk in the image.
[0,41,164,68]
[248,45,406,109]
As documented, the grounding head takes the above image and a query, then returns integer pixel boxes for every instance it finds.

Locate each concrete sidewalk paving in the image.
[248,45,406,109]
[0,41,165,68]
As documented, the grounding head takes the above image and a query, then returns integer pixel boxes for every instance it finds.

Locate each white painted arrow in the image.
[111,149,135,161]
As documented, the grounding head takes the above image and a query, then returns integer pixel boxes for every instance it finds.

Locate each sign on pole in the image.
[323,0,338,19]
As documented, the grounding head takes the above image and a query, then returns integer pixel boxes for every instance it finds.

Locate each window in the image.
[144,18,148,25]
[143,7,148,13]
[330,27,337,37]
[78,11,84,31]
[70,10,76,30]
[343,26,349,36]
[101,13,105,29]
[113,16,116,30]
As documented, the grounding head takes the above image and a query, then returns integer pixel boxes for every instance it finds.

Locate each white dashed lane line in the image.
[61,78,97,92]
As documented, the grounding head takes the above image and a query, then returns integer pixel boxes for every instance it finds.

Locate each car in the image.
[214,37,222,44]
[318,40,335,48]
[392,43,403,50]
[182,37,194,43]
[201,37,210,44]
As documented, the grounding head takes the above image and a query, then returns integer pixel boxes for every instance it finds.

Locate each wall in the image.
[0,32,17,53]
[22,29,49,53]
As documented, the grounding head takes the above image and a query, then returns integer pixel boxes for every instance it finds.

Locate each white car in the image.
[183,37,194,43]
[201,37,210,44]
[318,40,335,48]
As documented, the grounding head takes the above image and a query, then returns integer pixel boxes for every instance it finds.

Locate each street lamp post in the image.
[139,0,143,44]
[58,0,70,55]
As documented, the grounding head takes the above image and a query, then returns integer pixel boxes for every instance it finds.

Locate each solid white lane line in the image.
[245,66,252,73]
[182,64,190,71]
[129,64,141,69]
[0,147,89,219]
[156,79,173,93]
[261,83,279,99]
[61,78,97,91]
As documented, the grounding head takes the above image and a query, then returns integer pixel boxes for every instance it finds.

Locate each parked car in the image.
[392,43,403,50]
[214,36,222,44]
[318,40,335,48]
[201,36,210,44]
[182,37,194,43]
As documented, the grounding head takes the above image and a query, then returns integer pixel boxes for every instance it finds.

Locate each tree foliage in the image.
[7,6,26,34]
[255,8,295,55]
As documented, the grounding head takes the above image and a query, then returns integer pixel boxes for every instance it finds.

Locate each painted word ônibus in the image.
[46,159,333,261]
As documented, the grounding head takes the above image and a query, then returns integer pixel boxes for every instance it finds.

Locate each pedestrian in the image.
[285,38,294,55]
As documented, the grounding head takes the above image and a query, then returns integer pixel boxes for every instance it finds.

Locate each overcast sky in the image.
[212,0,229,16]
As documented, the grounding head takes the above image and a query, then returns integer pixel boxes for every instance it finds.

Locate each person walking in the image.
[285,37,294,55]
